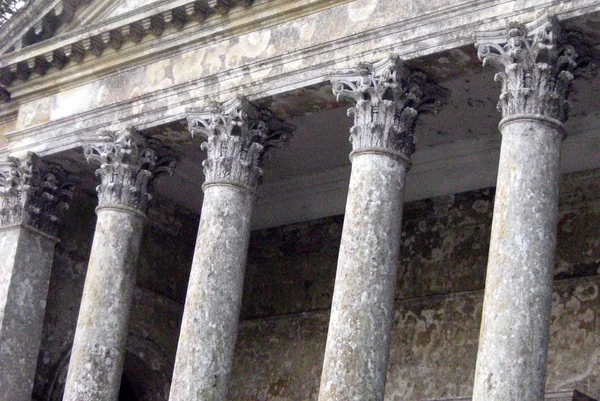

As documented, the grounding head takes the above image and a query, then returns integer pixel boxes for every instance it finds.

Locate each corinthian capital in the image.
[83,126,175,214]
[0,153,72,237]
[331,54,448,159]
[187,95,295,190]
[475,15,598,122]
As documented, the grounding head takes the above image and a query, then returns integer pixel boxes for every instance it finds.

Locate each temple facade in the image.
[1,1,600,400]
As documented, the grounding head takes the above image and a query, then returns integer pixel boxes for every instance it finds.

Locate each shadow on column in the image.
[118,375,137,401]
[43,349,170,401]
[574,390,598,401]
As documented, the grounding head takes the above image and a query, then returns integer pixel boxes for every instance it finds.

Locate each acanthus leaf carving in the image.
[330,54,448,159]
[187,95,295,190]
[475,15,599,122]
[83,126,176,214]
[0,153,73,237]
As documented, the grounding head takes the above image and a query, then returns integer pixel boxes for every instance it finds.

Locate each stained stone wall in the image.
[231,169,600,401]
[32,168,600,400]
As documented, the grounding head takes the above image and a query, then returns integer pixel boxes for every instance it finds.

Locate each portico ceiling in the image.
[169,65,600,230]
[16,7,600,230]
[47,39,600,231]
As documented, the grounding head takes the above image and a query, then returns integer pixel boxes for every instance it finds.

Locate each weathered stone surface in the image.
[136,204,197,304]
[169,184,255,401]
[25,166,600,400]
[0,153,70,401]
[232,310,330,400]
[6,5,600,240]
[318,151,407,401]
[476,18,582,121]
[32,190,96,401]
[472,17,590,401]
[0,226,56,401]
[472,114,563,401]
[547,280,600,398]
[9,2,600,221]
[64,127,174,401]
[170,97,294,401]
[34,251,88,401]
[0,120,13,149]
[242,215,343,319]
[238,169,600,401]
[330,53,447,158]
[573,390,598,401]
[232,169,600,401]
[187,95,294,189]
[0,153,72,236]
[83,126,167,213]
[228,278,600,401]
[318,55,444,401]
[397,188,495,299]
[62,208,145,401]
[32,192,189,401]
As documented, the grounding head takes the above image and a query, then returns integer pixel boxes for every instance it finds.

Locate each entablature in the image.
[3,1,600,152]
[0,0,356,106]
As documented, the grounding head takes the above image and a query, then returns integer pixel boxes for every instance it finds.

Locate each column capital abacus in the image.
[475,15,598,123]
[83,125,176,214]
[0,153,73,237]
[187,95,295,190]
[330,53,448,160]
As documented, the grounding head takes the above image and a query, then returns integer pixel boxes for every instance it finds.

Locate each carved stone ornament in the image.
[0,153,72,236]
[331,53,448,158]
[187,95,295,190]
[83,126,176,213]
[475,15,598,122]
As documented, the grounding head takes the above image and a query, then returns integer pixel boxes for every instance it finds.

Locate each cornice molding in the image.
[0,0,258,92]
[0,0,92,55]
[0,0,351,108]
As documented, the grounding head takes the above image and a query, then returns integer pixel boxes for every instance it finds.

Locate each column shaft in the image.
[63,207,145,401]
[63,126,170,401]
[0,154,70,401]
[170,95,294,401]
[472,17,592,400]
[319,152,407,401]
[169,184,254,400]
[0,225,56,401]
[472,117,562,401]
[318,54,446,401]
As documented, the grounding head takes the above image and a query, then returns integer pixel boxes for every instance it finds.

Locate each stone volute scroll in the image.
[187,95,295,191]
[475,15,598,124]
[83,125,176,215]
[0,153,72,237]
[330,53,448,163]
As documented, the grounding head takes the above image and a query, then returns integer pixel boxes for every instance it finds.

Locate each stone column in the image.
[169,96,294,401]
[472,18,595,401]
[63,127,174,401]
[0,154,71,401]
[318,55,447,401]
